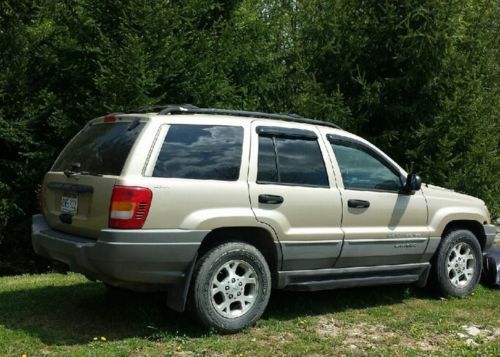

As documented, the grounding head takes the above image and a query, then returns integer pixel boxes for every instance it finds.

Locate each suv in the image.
[32,106,497,333]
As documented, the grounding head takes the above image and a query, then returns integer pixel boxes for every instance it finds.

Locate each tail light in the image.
[104,114,117,122]
[109,186,153,229]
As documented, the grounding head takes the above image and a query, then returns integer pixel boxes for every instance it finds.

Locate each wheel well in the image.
[198,227,280,284]
[442,220,486,250]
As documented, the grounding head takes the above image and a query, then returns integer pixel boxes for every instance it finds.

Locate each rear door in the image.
[248,121,344,270]
[42,117,147,238]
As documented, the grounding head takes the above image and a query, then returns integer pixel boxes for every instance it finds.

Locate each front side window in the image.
[153,124,243,181]
[330,140,402,191]
[257,135,329,187]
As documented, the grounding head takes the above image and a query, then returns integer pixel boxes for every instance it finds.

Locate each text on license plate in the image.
[61,195,78,214]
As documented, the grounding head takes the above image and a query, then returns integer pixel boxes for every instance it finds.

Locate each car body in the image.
[32,106,497,332]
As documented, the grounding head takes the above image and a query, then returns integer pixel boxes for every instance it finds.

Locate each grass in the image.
[0,273,498,356]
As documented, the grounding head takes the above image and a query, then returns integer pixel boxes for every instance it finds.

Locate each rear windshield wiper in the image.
[127,118,141,131]
[64,169,103,178]
[80,171,103,176]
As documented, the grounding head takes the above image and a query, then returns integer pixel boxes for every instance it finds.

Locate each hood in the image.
[422,183,491,225]
[423,184,485,206]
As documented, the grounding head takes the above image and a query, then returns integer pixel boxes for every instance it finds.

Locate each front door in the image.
[325,133,429,267]
[248,121,344,271]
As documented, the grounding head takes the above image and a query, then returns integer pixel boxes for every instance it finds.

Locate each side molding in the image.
[420,236,441,262]
[280,240,342,270]
[277,262,431,291]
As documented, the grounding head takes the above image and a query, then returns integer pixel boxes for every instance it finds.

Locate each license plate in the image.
[61,195,78,214]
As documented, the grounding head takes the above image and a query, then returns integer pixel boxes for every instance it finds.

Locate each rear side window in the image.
[257,136,278,182]
[153,124,243,181]
[257,135,329,187]
[52,121,145,175]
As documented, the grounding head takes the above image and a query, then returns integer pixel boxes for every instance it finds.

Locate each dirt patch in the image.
[316,318,500,352]
[315,317,441,352]
[458,325,500,341]
[315,317,342,338]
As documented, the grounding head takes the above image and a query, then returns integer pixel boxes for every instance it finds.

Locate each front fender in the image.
[429,207,487,237]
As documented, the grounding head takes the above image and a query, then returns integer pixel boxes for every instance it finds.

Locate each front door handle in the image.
[348,199,370,208]
[259,194,284,204]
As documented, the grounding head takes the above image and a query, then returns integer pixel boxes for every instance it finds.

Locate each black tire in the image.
[103,282,129,295]
[433,229,482,297]
[191,242,271,333]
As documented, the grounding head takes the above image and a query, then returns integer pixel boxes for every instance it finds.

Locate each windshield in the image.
[52,121,145,175]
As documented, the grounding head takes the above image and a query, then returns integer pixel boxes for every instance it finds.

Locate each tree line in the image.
[0,0,498,273]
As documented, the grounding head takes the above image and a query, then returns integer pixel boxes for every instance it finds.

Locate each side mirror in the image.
[402,174,422,194]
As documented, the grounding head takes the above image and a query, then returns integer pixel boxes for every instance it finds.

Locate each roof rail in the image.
[156,106,342,130]
[129,104,199,113]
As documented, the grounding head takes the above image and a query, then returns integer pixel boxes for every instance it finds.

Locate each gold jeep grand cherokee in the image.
[32,106,497,333]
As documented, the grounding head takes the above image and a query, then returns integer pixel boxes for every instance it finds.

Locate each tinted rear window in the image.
[52,121,145,175]
[153,124,243,181]
[257,136,278,182]
[257,135,329,187]
[276,138,329,186]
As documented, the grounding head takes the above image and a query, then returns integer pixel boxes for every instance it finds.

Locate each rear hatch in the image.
[42,116,147,238]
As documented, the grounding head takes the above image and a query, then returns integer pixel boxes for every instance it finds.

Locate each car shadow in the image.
[0,278,434,346]
[264,284,433,321]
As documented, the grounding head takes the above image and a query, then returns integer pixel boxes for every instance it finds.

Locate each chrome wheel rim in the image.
[210,259,259,319]
[447,242,475,288]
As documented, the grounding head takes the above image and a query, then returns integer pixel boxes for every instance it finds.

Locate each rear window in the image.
[257,136,329,187]
[52,121,145,175]
[152,124,243,181]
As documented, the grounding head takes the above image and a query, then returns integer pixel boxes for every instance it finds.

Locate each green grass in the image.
[0,273,498,356]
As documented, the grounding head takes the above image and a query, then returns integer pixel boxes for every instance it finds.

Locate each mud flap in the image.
[482,246,500,288]
[166,253,198,312]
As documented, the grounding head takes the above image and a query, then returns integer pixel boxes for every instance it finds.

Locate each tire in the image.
[103,282,128,294]
[433,229,482,297]
[191,242,271,333]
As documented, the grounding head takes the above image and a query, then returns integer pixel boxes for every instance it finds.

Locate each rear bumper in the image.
[484,224,497,250]
[32,214,208,289]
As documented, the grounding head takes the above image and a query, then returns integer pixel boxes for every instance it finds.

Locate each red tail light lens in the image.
[109,186,153,229]
[104,114,117,122]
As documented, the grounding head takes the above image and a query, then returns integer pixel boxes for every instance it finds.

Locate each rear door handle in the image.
[259,194,284,204]
[348,199,370,208]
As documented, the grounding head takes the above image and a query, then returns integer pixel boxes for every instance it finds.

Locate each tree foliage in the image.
[0,0,498,271]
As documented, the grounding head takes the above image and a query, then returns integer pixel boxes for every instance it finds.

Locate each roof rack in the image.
[129,104,199,113]
[154,105,342,130]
